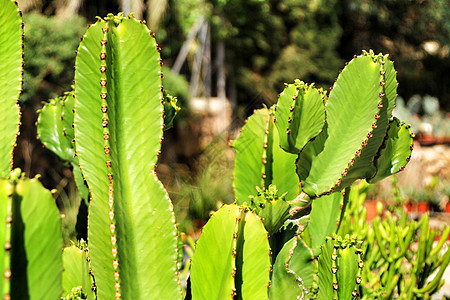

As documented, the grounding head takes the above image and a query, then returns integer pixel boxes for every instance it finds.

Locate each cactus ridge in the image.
[96,21,123,299]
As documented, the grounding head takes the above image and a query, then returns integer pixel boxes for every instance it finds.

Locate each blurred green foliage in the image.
[340,0,450,110]
[157,0,449,110]
[22,13,86,106]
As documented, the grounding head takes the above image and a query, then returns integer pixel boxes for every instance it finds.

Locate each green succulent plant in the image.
[2,2,447,299]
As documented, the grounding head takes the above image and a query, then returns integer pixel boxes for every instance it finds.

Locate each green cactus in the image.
[73,13,181,299]
[62,243,94,299]
[232,107,300,204]
[316,235,363,299]
[193,50,418,300]
[0,170,63,299]
[190,204,271,299]
[274,80,326,154]
[0,0,23,178]
[338,183,450,299]
[37,91,89,203]
[267,191,347,298]
[4,3,442,299]
[274,51,412,198]
[248,185,291,236]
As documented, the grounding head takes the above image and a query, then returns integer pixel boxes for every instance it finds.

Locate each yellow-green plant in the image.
[3,1,448,299]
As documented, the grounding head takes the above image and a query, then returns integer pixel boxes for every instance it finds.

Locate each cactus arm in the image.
[233,108,298,204]
[37,95,75,162]
[6,176,63,299]
[298,52,397,197]
[371,217,391,262]
[268,237,304,299]
[274,80,326,154]
[270,114,300,201]
[74,15,181,299]
[235,210,271,299]
[367,118,414,183]
[37,92,89,203]
[62,245,94,299]
[414,248,450,295]
[334,243,360,299]
[0,0,23,177]
[232,109,267,203]
[414,214,429,281]
[190,204,241,299]
[429,227,450,259]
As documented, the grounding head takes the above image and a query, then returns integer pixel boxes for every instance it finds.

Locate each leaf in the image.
[74,16,181,299]
[190,204,240,299]
[274,80,325,154]
[0,0,23,177]
[11,177,63,300]
[368,117,414,183]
